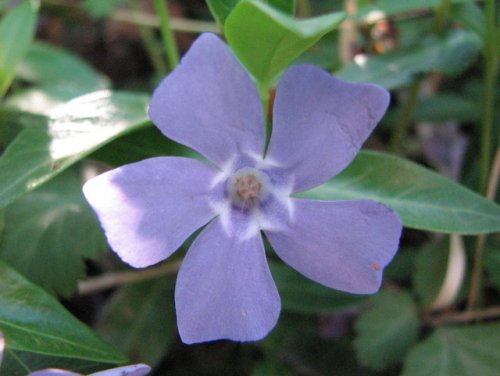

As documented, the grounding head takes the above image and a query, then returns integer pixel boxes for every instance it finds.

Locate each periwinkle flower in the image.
[83,33,402,344]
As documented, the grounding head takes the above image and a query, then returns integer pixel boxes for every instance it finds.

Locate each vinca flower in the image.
[83,33,402,344]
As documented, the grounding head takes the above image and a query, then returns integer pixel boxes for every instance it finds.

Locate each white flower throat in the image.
[227,167,270,209]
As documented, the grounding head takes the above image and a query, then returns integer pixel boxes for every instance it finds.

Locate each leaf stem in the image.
[153,0,180,71]
[431,0,451,34]
[466,148,500,311]
[479,0,498,194]
[78,260,182,295]
[426,305,500,326]
[389,80,421,154]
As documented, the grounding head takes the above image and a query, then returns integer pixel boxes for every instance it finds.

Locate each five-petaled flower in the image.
[83,33,402,344]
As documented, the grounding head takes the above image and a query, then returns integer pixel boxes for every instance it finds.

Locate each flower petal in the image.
[265,199,402,294]
[266,65,390,193]
[28,370,81,376]
[0,331,4,369]
[83,157,217,268]
[175,219,280,344]
[90,364,151,376]
[149,33,265,167]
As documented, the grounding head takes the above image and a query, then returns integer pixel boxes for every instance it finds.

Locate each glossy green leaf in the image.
[0,261,126,364]
[225,0,345,85]
[10,42,110,115]
[0,90,150,209]
[97,278,177,367]
[1,351,105,376]
[90,126,201,166]
[402,323,500,376]
[0,169,106,296]
[299,151,500,234]
[355,290,419,371]
[0,0,38,97]
[337,30,481,89]
[270,262,365,314]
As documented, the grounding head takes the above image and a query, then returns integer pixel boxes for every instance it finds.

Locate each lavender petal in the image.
[266,65,390,193]
[83,157,217,268]
[175,219,280,344]
[149,33,265,168]
[265,199,402,294]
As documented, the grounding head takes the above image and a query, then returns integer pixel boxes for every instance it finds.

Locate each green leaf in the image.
[1,351,105,376]
[299,151,500,234]
[0,261,126,364]
[450,2,486,39]
[83,0,127,19]
[207,0,295,26]
[484,245,500,290]
[225,0,345,85]
[0,0,38,97]
[413,93,480,122]
[270,262,365,314]
[0,90,150,209]
[17,42,109,91]
[0,168,106,296]
[337,30,482,89]
[413,241,449,307]
[355,290,419,371]
[402,323,500,376]
[96,278,177,367]
[90,126,201,166]
[355,0,474,20]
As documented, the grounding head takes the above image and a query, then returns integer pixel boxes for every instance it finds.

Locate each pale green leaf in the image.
[225,0,345,85]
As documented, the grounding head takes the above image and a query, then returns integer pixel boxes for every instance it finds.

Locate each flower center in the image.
[227,167,270,209]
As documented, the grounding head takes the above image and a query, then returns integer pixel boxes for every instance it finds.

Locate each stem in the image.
[479,0,498,193]
[153,0,180,71]
[466,148,500,311]
[389,80,421,154]
[136,19,168,76]
[426,305,500,327]
[78,260,182,295]
[431,0,451,34]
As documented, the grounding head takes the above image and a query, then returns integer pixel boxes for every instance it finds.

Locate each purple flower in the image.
[83,33,402,344]
[27,364,151,376]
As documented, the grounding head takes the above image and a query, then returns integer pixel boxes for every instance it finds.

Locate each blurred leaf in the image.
[207,0,295,25]
[338,30,482,89]
[270,262,365,314]
[97,278,177,368]
[384,248,415,282]
[17,42,109,91]
[402,323,500,376]
[0,168,106,296]
[83,0,127,19]
[355,290,419,371]
[252,358,291,376]
[355,0,474,20]
[450,2,486,39]
[0,261,126,367]
[414,93,480,122]
[0,0,37,97]
[0,90,150,209]
[225,0,345,85]
[484,245,500,290]
[90,126,201,166]
[413,241,449,307]
[9,42,110,114]
[300,151,500,234]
